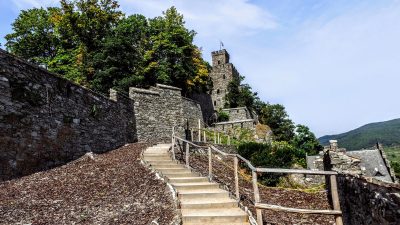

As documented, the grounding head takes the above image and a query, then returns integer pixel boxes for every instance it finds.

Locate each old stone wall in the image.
[129,84,202,142]
[0,50,136,181]
[187,92,215,123]
[337,175,400,225]
[214,119,255,132]
[222,107,251,121]
[182,97,204,130]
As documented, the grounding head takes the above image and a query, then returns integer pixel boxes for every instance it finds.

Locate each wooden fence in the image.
[171,127,343,225]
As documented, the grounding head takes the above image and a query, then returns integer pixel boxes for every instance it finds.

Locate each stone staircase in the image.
[143,143,250,225]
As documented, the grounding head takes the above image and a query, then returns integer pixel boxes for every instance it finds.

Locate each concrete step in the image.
[152,164,186,169]
[180,198,238,209]
[144,156,172,161]
[156,168,192,174]
[182,208,248,223]
[162,171,197,178]
[173,182,219,191]
[178,189,229,201]
[147,161,178,166]
[168,177,209,184]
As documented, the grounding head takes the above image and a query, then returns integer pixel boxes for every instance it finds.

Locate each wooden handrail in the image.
[255,203,342,215]
[171,133,343,225]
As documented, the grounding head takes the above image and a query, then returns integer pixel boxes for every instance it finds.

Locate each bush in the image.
[217,111,229,122]
[237,141,306,186]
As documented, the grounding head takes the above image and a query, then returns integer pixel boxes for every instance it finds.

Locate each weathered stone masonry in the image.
[0,49,136,181]
[128,84,204,143]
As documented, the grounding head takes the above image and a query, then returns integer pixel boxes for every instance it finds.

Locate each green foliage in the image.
[385,146,400,177]
[237,141,305,186]
[5,7,60,65]
[319,118,400,150]
[5,1,211,95]
[257,102,295,142]
[217,110,229,122]
[291,124,323,156]
[225,76,257,110]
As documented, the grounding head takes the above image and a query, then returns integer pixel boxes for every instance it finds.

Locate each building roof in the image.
[346,149,393,182]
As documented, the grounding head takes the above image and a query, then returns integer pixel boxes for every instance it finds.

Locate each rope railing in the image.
[170,128,343,225]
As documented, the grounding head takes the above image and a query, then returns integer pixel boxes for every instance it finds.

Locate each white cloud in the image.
[119,0,277,39]
[239,1,400,136]
[10,0,58,11]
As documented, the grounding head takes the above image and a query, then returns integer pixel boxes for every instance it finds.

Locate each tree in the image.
[59,0,123,81]
[144,7,211,95]
[291,124,323,156]
[91,14,149,93]
[225,76,257,109]
[258,103,295,142]
[5,7,60,66]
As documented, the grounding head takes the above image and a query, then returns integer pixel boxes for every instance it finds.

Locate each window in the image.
[217,89,220,94]
[218,60,221,65]
[223,74,226,79]
[214,101,216,106]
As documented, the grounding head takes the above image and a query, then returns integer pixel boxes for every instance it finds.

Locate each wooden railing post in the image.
[203,130,206,142]
[234,156,239,200]
[186,142,190,168]
[208,147,212,181]
[214,130,216,144]
[228,135,231,145]
[217,132,220,144]
[198,119,201,142]
[330,175,343,225]
[190,129,194,142]
[252,170,263,225]
[171,136,176,160]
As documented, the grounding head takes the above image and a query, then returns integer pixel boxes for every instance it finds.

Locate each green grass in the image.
[384,146,400,177]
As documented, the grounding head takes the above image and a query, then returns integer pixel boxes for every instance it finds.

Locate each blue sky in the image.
[1,0,400,137]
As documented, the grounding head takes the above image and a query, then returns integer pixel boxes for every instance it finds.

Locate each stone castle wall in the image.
[337,175,400,225]
[222,107,252,121]
[0,50,136,181]
[129,84,204,142]
[187,92,215,123]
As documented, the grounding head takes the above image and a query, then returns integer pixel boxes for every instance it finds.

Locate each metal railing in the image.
[171,128,343,225]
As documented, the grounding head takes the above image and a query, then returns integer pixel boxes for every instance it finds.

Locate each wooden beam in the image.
[255,203,342,215]
[330,175,344,225]
[234,156,239,200]
[198,119,201,142]
[186,142,190,168]
[255,168,337,175]
[208,147,212,181]
[252,170,263,224]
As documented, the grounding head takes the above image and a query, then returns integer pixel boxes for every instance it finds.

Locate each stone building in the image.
[306,140,397,183]
[210,49,240,110]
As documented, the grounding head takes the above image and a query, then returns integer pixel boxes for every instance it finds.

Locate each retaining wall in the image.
[0,50,136,181]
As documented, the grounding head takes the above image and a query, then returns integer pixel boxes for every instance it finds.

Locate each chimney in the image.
[329,140,338,151]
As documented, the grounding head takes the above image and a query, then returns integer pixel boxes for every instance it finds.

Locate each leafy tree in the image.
[144,7,211,95]
[59,0,123,81]
[225,76,257,109]
[91,14,149,93]
[5,7,60,66]
[291,125,323,156]
[258,103,295,142]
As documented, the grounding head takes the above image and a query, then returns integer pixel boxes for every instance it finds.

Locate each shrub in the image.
[217,110,229,122]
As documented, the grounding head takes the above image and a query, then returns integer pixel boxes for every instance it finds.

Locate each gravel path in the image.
[0,143,177,225]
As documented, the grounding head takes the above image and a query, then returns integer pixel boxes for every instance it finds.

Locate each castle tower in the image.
[210,49,240,110]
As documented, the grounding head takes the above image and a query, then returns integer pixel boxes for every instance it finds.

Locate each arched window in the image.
[217,60,221,65]
[223,74,226,79]
[214,101,216,106]
[217,89,220,94]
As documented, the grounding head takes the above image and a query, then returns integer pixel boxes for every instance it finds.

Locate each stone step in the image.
[156,168,192,174]
[173,182,219,191]
[144,156,172,160]
[182,208,248,223]
[147,161,179,166]
[185,223,250,225]
[168,177,209,184]
[152,164,186,169]
[180,198,238,209]
[178,189,229,201]
[163,171,197,178]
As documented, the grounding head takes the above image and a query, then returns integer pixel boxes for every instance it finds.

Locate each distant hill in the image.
[318,118,400,150]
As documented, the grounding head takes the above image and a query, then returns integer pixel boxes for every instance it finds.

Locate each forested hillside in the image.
[319,118,400,150]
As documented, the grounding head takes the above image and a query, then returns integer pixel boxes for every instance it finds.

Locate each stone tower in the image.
[210,49,240,110]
